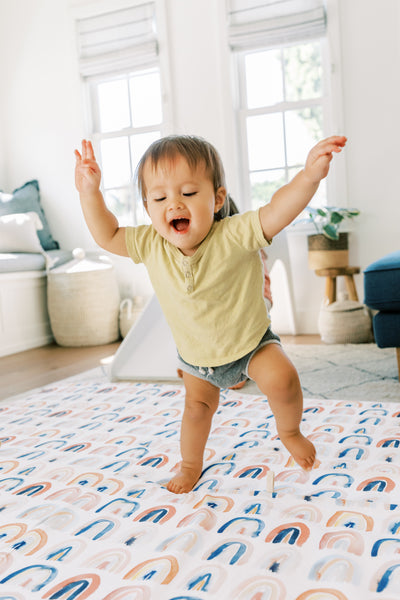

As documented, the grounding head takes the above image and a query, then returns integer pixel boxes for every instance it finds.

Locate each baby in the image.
[75,134,346,493]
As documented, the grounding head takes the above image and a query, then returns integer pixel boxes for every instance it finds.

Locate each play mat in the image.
[0,377,400,599]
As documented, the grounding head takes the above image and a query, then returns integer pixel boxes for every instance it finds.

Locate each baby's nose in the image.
[168,195,184,209]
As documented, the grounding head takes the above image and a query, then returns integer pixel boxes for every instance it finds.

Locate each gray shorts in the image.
[177,327,281,389]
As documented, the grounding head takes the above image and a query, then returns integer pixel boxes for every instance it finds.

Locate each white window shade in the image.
[227,0,326,51]
[77,2,157,77]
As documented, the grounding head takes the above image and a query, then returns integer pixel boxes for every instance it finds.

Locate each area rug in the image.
[0,377,400,599]
[243,343,399,402]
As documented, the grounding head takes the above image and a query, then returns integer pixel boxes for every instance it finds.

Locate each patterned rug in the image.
[244,343,399,402]
[0,376,400,599]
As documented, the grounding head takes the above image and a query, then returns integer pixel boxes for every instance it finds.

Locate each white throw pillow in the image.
[0,211,44,253]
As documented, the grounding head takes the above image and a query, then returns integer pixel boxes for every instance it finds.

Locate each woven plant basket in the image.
[308,232,349,270]
[48,249,120,346]
[318,293,373,344]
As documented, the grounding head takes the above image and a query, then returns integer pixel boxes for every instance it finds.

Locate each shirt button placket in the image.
[182,259,194,294]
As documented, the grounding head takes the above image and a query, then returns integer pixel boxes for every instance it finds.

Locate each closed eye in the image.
[183,192,197,197]
[153,197,166,202]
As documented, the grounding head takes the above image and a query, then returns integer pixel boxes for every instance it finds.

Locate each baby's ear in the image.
[214,187,226,212]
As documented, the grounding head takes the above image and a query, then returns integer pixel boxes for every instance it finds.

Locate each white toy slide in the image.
[108,294,179,381]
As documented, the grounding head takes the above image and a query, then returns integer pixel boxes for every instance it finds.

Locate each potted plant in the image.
[305,206,360,270]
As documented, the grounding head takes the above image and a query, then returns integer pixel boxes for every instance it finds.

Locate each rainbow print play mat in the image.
[0,377,399,599]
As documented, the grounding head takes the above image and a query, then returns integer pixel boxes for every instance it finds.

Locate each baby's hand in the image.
[304,136,347,184]
[74,139,102,194]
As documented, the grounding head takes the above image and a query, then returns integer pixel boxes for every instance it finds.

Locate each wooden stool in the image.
[315,266,360,305]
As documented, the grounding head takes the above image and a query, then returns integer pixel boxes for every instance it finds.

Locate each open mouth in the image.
[171,218,190,233]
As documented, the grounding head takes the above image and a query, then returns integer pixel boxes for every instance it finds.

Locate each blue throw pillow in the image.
[0,180,59,250]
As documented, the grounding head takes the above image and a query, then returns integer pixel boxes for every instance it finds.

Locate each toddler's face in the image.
[143,155,226,256]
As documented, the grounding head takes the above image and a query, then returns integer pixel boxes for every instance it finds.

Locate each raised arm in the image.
[74,139,129,257]
[259,135,347,241]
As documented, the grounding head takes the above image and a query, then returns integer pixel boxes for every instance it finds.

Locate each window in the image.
[76,2,164,225]
[89,68,162,225]
[228,0,329,212]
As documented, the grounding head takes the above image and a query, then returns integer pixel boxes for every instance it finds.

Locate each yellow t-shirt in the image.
[125,209,271,367]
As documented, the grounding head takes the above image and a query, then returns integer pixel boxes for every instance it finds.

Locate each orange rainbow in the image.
[123,555,179,584]
[296,589,348,599]
[193,494,234,512]
[326,510,374,531]
[319,530,364,555]
[177,508,217,531]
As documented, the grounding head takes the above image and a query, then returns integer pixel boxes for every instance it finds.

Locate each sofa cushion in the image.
[373,312,400,348]
[364,250,400,311]
[0,180,59,250]
[0,250,73,273]
[0,212,44,253]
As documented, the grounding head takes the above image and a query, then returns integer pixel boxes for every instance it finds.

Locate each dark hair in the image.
[135,134,230,221]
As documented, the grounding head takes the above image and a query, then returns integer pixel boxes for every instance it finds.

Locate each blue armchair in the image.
[364,250,400,379]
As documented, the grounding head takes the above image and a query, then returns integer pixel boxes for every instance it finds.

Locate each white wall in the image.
[338,0,400,266]
[0,0,399,332]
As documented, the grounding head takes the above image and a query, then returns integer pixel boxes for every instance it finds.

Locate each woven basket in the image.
[47,248,120,346]
[318,294,373,344]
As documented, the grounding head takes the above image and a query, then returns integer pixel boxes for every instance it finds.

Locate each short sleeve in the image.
[220,208,271,252]
[125,225,153,264]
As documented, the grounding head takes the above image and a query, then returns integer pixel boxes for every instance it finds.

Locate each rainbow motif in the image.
[84,548,132,572]
[177,508,217,531]
[283,503,323,523]
[233,465,270,479]
[296,589,349,599]
[265,522,310,546]
[217,517,265,537]
[134,505,177,524]
[309,554,360,584]
[319,530,364,555]
[371,538,400,557]
[0,564,58,592]
[193,495,234,512]
[184,564,226,593]
[0,460,19,473]
[41,573,101,598]
[356,477,395,493]
[75,518,117,540]
[44,538,87,562]
[233,575,286,599]
[156,529,201,554]
[96,498,140,518]
[312,473,354,488]
[204,538,251,565]
[123,555,179,584]
[372,561,400,592]
[326,511,374,531]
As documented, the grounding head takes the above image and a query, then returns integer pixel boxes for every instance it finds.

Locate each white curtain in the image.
[76,2,157,77]
[227,0,326,50]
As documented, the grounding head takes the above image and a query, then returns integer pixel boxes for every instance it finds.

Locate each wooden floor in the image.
[0,335,321,401]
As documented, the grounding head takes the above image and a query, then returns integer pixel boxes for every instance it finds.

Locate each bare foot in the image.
[279,431,316,471]
[166,465,202,494]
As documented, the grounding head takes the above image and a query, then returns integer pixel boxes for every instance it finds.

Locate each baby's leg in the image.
[167,371,220,494]
[248,343,316,470]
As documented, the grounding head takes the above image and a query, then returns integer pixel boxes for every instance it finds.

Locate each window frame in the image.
[235,36,331,214]
[86,63,165,225]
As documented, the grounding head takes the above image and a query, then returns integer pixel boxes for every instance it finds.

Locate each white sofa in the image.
[0,180,72,357]
[0,251,72,357]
